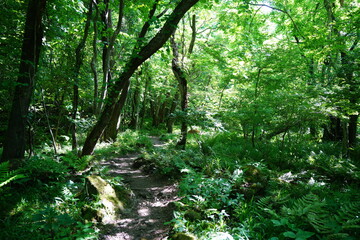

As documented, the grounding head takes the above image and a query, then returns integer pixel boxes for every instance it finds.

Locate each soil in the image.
[98,137,179,240]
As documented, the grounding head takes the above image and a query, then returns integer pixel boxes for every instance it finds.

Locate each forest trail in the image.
[98,137,179,240]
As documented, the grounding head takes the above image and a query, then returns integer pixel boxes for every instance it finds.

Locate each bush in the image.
[23,154,69,181]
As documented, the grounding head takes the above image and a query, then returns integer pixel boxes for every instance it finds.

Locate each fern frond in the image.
[257,196,273,209]
[326,233,350,240]
[0,161,26,188]
[308,212,339,234]
[335,201,360,230]
[281,193,325,217]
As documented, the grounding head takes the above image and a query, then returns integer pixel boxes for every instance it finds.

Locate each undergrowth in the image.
[0,131,153,240]
[144,132,360,240]
[1,130,359,240]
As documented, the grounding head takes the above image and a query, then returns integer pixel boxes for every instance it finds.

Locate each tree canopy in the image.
[0,0,359,239]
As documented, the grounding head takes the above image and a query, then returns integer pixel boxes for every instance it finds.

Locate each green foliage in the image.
[155,131,360,239]
[254,193,360,240]
[0,152,99,240]
[23,154,69,181]
[0,161,26,188]
[31,206,98,240]
[61,152,93,172]
[95,131,153,159]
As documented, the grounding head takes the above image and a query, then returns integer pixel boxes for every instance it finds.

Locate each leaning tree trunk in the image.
[2,0,47,162]
[81,0,199,156]
[102,79,130,141]
[103,0,159,140]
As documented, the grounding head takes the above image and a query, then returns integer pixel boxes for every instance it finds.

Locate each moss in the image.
[86,175,125,223]
[172,232,197,240]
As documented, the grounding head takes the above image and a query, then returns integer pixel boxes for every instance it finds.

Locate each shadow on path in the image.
[98,137,179,240]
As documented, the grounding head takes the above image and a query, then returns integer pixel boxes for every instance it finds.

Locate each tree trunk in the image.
[98,0,124,113]
[323,0,358,149]
[169,14,197,148]
[81,0,200,156]
[170,34,188,149]
[71,0,93,151]
[91,4,100,114]
[103,79,130,141]
[98,0,112,112]
[129,75,141,129]
[139,65,151,129]
[2,0,47,162]
[105,0,160,138]
[348,114,358,148]
[322,115,343,142]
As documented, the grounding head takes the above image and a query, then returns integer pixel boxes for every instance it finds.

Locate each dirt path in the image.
[98,137,179,240]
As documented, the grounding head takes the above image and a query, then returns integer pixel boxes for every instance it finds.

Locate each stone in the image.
[86,175,125,223]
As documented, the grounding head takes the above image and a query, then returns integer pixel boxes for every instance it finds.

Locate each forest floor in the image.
[98,137,179,240]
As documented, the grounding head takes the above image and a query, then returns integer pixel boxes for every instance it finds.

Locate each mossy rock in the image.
[232,165,268,199]
[184,209,203,221]
[171,232,197,240]
[86,175,125,223]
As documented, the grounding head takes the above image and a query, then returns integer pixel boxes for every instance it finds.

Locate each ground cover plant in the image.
[1,0,359,239]
[142,132,360,240]
[0,131,153,239]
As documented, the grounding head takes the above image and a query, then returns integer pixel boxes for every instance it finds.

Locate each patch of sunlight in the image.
[138,207,150,217]
[278,171,296,183]
[308,177,326,187]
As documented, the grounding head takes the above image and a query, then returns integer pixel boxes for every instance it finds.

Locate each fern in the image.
[0,161,26,188]
[281,193,325,217]
[335,201,360,230]
[278,193,360,237]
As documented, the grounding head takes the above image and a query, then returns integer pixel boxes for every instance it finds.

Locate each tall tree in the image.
[2,0,47,162]
[71,0,93,151]
[170,14,198,149]
[81,0,200,156]
[171,33,189,148]
[103,0,159,141]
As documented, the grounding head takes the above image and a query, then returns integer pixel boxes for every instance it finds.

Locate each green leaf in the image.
[283,231,296,238]
[295,230,315,240]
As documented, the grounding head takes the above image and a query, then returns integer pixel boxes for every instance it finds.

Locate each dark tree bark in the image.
[129,74,141,129]
[2,0,47,162]
[348,114,358,148]
[71,0,93,151]
[139,65,151,129]
[97,0,124,113]
[188,14,196,55]
[91,4,100,114]
[322,0,358,149]
[169,14,197,148]
[103,0,159,140]
[102,79,130,141]
[98,0,112,112]
[340,50,358,148]
[322,115,343,141]
[81,0,199,156]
